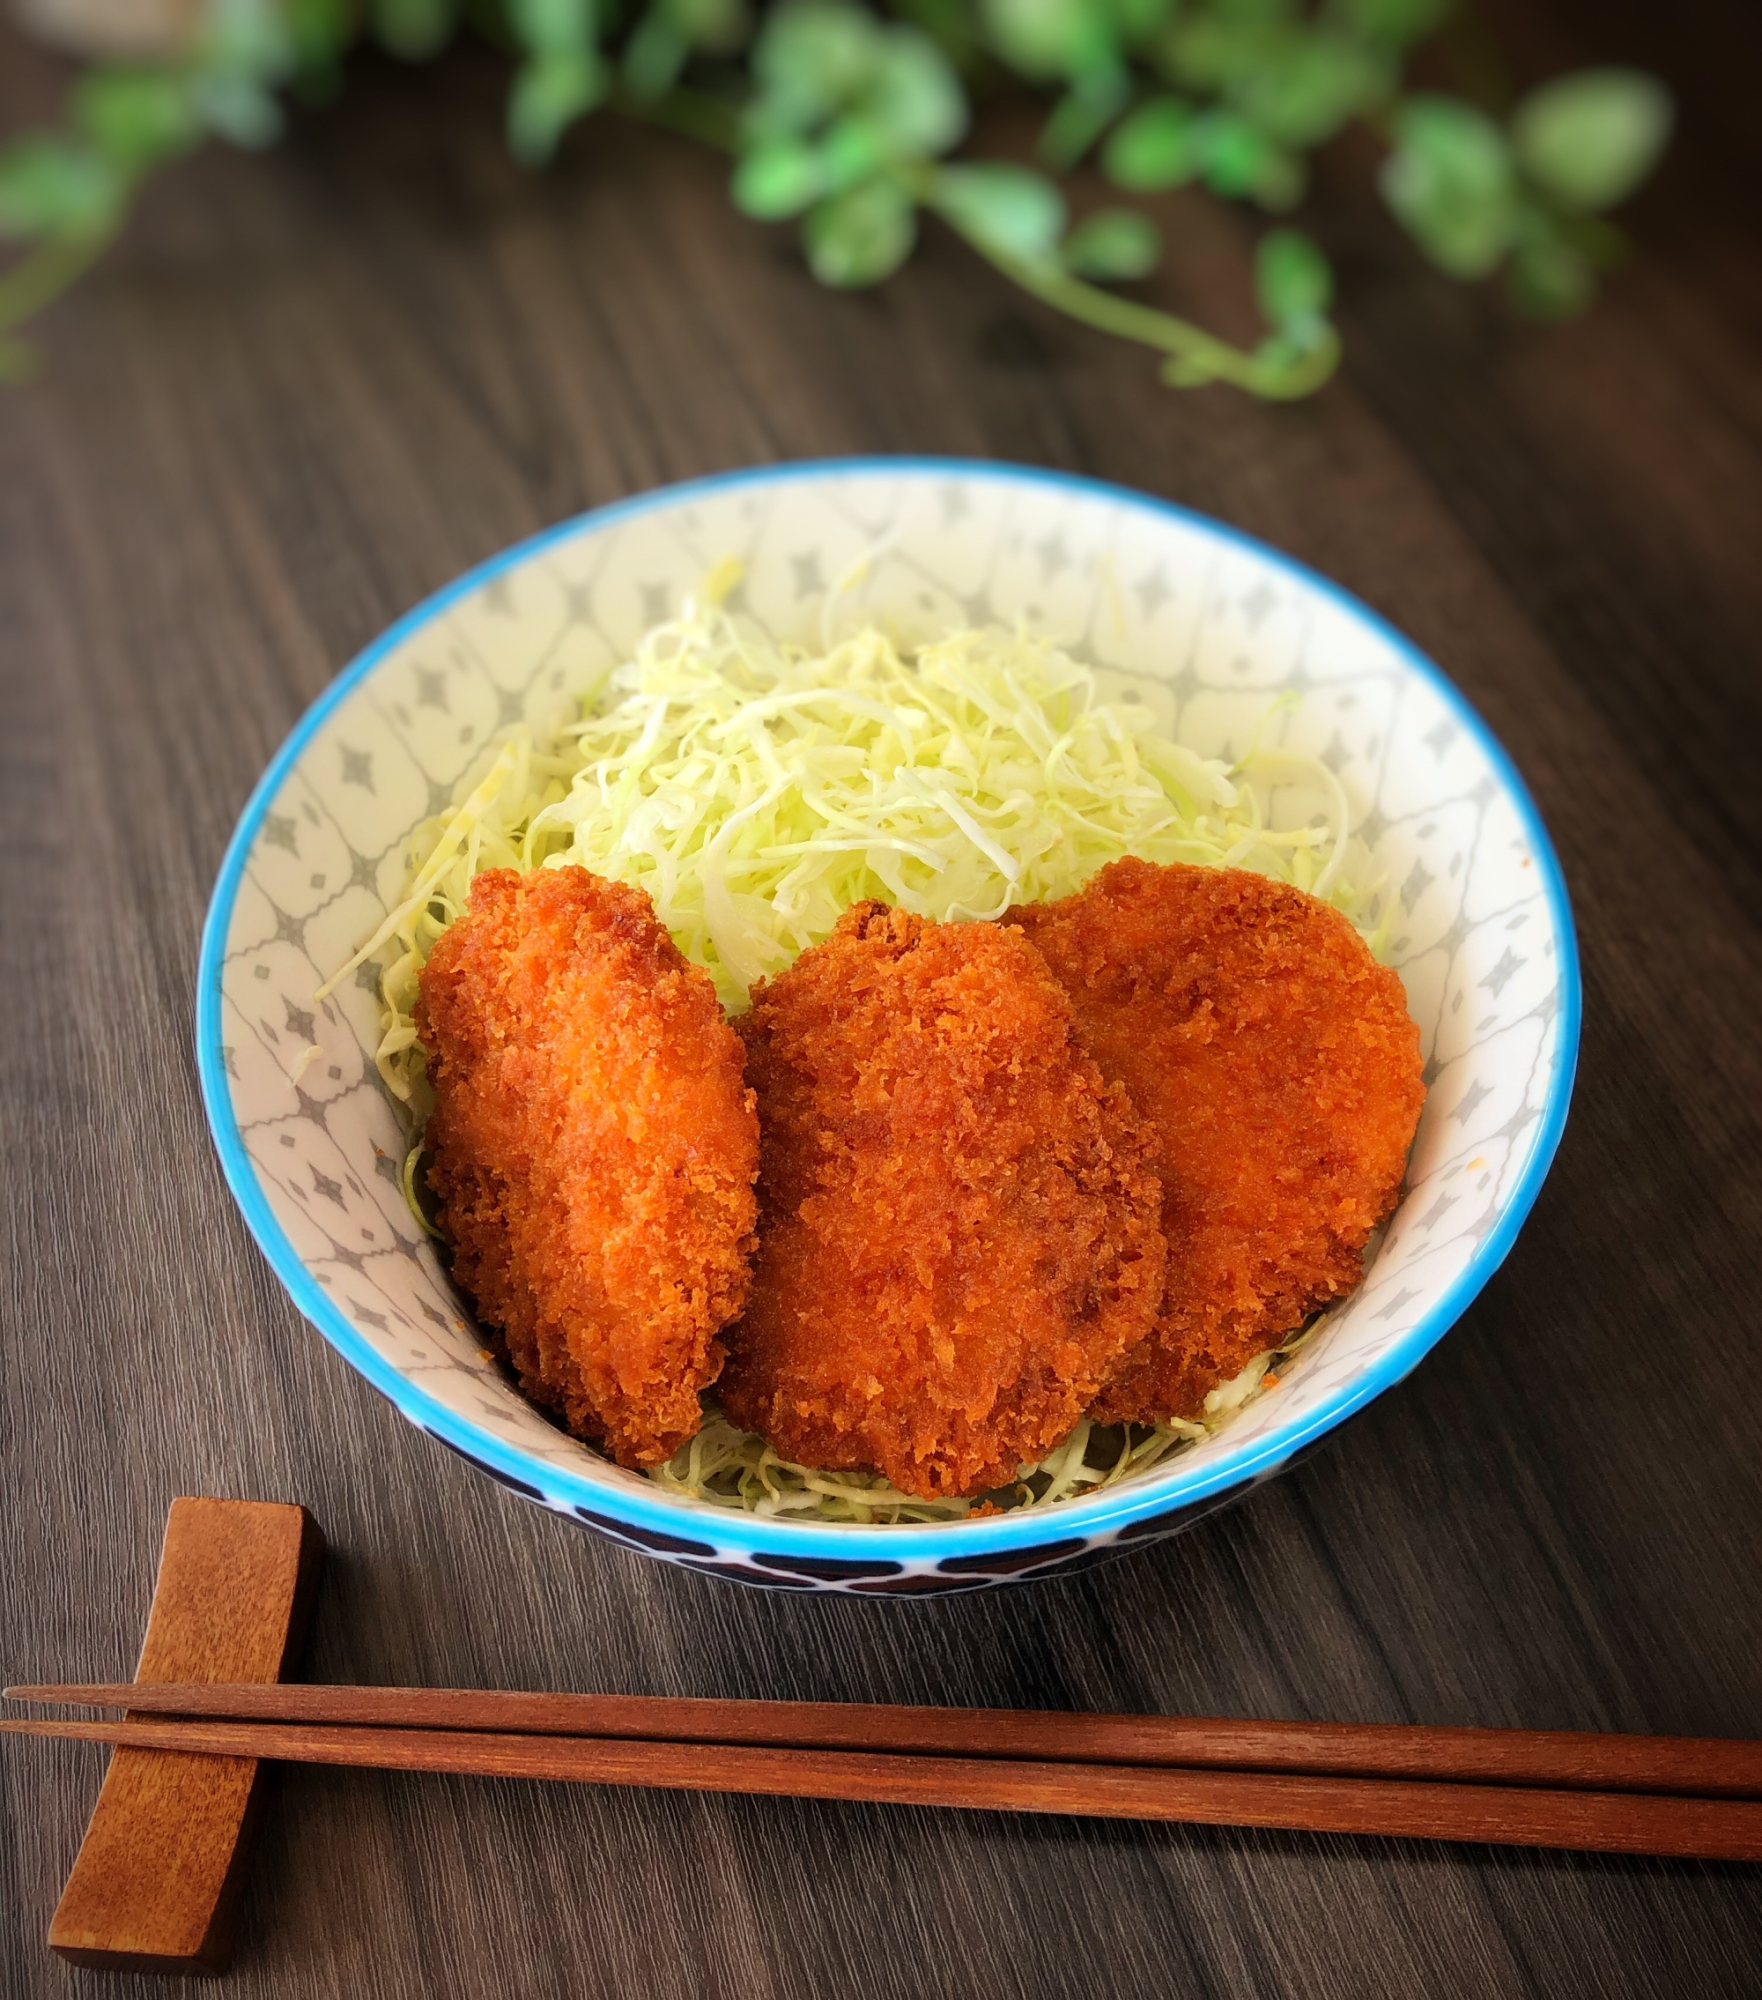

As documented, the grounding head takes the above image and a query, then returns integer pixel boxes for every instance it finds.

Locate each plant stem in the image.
[0,231,113,337]
[617,97,1334,399]
[996,242,1338,397]
[913,174,1339,398]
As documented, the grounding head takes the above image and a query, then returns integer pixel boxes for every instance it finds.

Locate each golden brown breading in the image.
[416,866,758,1468]
[719,902,1167,1500]
[1010,858,1425,1424]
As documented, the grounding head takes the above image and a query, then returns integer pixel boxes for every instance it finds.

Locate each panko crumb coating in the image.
[719,902,1167,1500]
[1010,858,1425,1425]
[416,866,759,1468]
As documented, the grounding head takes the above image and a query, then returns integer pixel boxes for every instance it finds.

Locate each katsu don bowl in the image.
[198,459,1579,1594]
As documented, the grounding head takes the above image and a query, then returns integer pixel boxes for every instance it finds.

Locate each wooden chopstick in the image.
[10,1681,1762,1800]
[4,1713,1760,1861]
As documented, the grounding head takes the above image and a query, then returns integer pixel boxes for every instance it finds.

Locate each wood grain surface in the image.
[1,0,1759,1991]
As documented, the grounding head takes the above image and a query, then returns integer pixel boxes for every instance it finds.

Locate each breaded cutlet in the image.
[416,865,759,1467]
[1010,858,1424,1424]
[719,901,1167,1499]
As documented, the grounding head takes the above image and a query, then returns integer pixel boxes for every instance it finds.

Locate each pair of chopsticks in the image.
[6,1683,1760,1861]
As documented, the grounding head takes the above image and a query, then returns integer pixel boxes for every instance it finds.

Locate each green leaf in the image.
[1107,0,1176,51]
[1329,0,1450,52]
[1231,31,1391,148]
[1507,228,1596,318]
[288,0,352,87]
[1061,206,1160,280]
[73,70,202,172]
[371,0,457,57]
[507,0,593,59]
[818,115,889,190]
[1038,65,1129,170]
[669,0,748,49]
[0,136,124,240]
[1159,14,1278,91]
[626,0,746,83]
[1255,226,1333,323]
[622,10,690,99]
[1210,0,1300,22]
[1379,94,1516,278]
[1101,95,1198,191]
[201,0,295,79]
[1510,68,1672,214]
[748,10,963,161]
[506,49,605,162]
[981,0,1114,81]
[803,176,916,285]
[753,4,880,128]
[889,0,983,72]
[1195,110,1303,208]
[934,162,1067,262]
[191,71,283,149]
[732,136,823,218]
[865,29,967,157]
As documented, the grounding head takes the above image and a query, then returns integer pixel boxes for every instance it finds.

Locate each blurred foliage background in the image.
[0,0,1674,392]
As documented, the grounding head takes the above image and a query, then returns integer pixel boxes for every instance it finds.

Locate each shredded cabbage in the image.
[321,600,1379,1106]
[320,598,1381,1523]
[650,1324,1315,1525]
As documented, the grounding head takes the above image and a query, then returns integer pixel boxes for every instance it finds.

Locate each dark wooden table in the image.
[3,2,1759,1992]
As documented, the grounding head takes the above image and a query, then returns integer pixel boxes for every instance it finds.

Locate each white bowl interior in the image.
[207,464,1570,1544]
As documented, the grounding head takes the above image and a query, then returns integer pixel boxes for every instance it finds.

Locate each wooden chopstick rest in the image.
[45,1498,324,1976]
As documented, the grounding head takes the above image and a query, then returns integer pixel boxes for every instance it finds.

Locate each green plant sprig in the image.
[0,0,1674,396]
[914,163,1340,395]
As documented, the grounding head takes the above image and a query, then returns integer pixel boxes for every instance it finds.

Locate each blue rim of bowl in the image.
[197,456,1581,1560]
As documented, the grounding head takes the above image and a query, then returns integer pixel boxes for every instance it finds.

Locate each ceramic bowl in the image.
[198,459,1578,1594]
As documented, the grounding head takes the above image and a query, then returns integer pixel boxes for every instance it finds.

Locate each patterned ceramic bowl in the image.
[198,459,1578,1594]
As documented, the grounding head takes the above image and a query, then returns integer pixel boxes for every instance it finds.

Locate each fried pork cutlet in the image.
[719,902,1167,1500]
[1010,858,1425,1425]
[416,866,758,1468]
